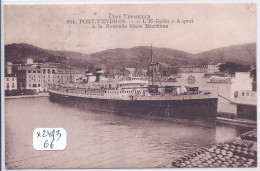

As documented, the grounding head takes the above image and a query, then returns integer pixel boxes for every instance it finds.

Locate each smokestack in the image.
[85,71,93,83]
[95,68,104,82]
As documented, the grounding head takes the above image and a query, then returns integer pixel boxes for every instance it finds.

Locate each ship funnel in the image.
[95,68,104,82]
[85,71,93,83]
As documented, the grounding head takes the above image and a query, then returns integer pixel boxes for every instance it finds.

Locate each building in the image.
[5,62,18,91]
[232,90,257,120]
[207,63,220,73]
[178,65,207,73]
[155,72,208,90]
[119,67,147,77]
[153,71,256,119]
[4,74,17,91]
[17,66,43,92]
[177,63,220,74]
[26,67,42,92]
[6,62,13,75]
[41,64,58,92]
[207,72,255,117]
[26,58,34,65]
[120,68,136,76]
[16,63,58,92]
[55,69,84,84]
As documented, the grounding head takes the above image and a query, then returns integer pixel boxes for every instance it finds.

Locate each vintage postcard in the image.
[2,1,258,170]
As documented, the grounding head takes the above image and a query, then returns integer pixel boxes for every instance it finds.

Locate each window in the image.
[43,69,46,74]
[38,84,40,87]
[37,71,40,73]
[33,84,37,87]
[234,91,238,98]
[29,84,31,87]
[12,78,14,81]
[52,69,55,74]
[12,83,15,88]
[47,69,51,74]
[242,92,245,96]
[28,71,31,73]
[7,83,9,87]
[247,92,249,96]
[7,78,9,81]
[33,71,36,73]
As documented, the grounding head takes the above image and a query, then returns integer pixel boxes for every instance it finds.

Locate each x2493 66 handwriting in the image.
[33,128,67,150]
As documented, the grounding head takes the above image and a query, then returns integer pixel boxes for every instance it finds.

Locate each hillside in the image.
[192,43,256,65]
[5,43,92,70]
[89,46,192,69]
[4,42,256,72]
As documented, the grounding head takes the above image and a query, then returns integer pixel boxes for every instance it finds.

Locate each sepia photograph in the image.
[2,2,257,169]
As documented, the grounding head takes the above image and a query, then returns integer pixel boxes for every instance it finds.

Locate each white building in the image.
[17,64,58,92]
[41,64,57,92]
[26,58,34,65]
[157,73,209,90]
[178,64,220,73]
[5,75,17,91]
[25,67,42,92]
[207,72,254,116]
[207,63,220,73]
[6,62,13,74]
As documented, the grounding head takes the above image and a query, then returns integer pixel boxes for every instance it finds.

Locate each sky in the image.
[4,3,256,54]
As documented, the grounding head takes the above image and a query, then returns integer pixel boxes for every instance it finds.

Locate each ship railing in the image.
[151,90,203,97]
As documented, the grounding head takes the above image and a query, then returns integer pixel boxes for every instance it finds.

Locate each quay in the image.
[171,129,257,168]
[5,93,49,99]
[216,117,256,128]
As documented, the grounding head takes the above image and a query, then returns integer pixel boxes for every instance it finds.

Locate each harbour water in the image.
[5,97,252,169]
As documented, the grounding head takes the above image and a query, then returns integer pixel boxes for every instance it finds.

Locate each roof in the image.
[208,76,232,83]
[40,63,58,68]
[18,66,41,71]
[157,62,170,67]
[124,68,136,73]
[5,74,16,77]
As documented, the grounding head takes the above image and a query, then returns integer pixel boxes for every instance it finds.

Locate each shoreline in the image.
[5,93,49,99]
[122,112,256,128]
[216,117,256,128]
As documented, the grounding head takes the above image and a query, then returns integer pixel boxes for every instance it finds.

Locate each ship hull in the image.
[49,91,218,121]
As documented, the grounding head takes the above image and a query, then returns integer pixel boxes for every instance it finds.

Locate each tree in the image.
[219,62,250,76]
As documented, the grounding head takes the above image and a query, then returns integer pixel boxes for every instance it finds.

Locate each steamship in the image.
[49,47,218,120]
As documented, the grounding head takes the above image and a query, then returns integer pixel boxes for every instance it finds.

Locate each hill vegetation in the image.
[5,42,256,72]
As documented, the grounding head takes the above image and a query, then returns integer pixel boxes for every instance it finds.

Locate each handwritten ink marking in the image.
[33,128,66,150]
[37,131,41,138]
